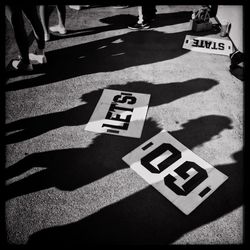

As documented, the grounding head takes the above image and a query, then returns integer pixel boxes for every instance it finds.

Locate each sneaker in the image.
[112,5,129,9]
[230,50,243,66]
[12,58,33,71]
[69,5,81,10]
[128,22,150,30]
[49,25,67,34]
[29,50,47,64]
[44,33,50,42]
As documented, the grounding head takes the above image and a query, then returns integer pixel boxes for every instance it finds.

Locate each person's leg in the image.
[141,4,157,22]
[38,5,50,41]
[5,5,33,71]
[56,5,66,28]
[128,5,151,30]
[137,6,143,24]
[22,5,45,51]
[22,5,47,64]
[49,5,67,34]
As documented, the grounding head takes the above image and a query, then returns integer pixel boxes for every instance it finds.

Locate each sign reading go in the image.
[123,130,228,215]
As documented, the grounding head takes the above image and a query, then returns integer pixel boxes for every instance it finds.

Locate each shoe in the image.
[49,25,67,34]
[44,33,50,42]
[128,22,150,30]
[230,64,244,81]
[112,5,129,9]
[29,51,47,64]
[230,50,243,66]
[69,5,81,10]
[12,58,33,71]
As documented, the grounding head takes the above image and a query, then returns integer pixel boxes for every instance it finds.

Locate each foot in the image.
[44,33,50,42]
[29,50,47,64]
[128,22,150,30]
[49,25,67,34]
[230,50,243,66]
[112,5,129,9]
[69,5,82,10]
[12,58,33,71]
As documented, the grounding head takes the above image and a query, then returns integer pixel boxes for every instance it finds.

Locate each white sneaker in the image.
[69,5,81,10]
[29,52,47,64]
[12,59,33,71]
[112,6,129,9]
[45,33,50,42]
[49,25,66,34]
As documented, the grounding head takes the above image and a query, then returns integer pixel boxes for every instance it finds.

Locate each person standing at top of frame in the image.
[39,5,67,41]
[128,4,157,30]
[5,5,47,72]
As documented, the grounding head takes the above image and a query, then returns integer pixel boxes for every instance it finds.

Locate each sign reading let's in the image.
[85,89,150,138]
[123,131,228,215]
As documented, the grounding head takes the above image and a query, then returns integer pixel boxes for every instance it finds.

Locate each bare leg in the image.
[138,6,143,24]
[38,5,50,41]
[49,5,67,34]
[56,5,66,29]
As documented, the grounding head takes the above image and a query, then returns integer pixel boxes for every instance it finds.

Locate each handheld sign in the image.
[122,130,228,215]
[85,89,150,138]
[183,35,233,56]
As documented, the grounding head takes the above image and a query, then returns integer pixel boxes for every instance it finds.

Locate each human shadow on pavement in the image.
[23,116,241,246]
[5,78,219,144]
[28,152,242,245]
[5,29,190,90]
[5,114,233,200]
[5,11,220,82]
[100,11,193,30]
[22,11,194,44]
[61,10,219,41]
[5,11,191,80]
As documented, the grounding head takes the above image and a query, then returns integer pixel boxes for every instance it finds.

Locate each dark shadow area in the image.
[101,11,193,28]
[5,29,190,90]
[23,116,241,246]
[5,114,233,200]
[4,118,161,200]
[5,78,219,144]
[5,11,220,91]
[62,11,220,40]
[230,65,244,81]
[25,11,194,44]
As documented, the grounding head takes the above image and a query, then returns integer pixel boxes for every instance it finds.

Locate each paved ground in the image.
[4,5,243,245]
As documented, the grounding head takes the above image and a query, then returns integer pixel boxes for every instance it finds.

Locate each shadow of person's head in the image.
[171,115,233,149]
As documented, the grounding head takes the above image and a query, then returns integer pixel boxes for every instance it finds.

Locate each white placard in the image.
[85,89,150,138]
[122,130,228,215]
[183,35,233,56]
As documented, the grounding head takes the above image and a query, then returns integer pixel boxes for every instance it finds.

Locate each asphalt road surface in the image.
[4,5,243,245]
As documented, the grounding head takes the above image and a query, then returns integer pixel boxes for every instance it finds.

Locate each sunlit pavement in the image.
[5,5,243,245]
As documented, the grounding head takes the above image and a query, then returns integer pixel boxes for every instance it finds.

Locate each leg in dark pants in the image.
[128,4,157,30]
[141,4,157,22]
[22,5,45,50]
[5,5,30,64]
[6,5,46,71]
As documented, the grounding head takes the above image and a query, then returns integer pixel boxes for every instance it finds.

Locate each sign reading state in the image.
[183,35,233,56]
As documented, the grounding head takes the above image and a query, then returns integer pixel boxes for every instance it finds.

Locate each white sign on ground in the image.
[85,89,150,138]
[122,130,228,215]
[183,35,233,56]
